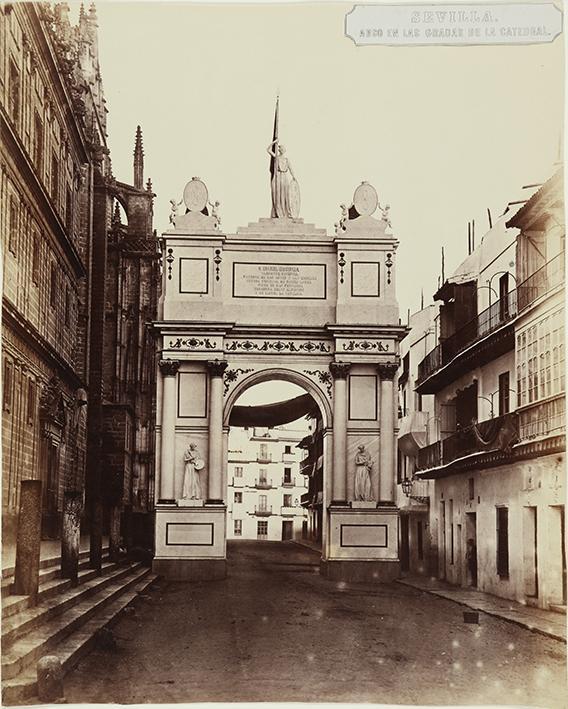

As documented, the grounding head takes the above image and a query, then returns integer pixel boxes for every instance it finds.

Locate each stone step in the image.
[2,561,117,620]
[1,562,142,647]
[1,554,110,593]
[1,571,157,706]
[1,563,150,682]
[1,546,109,581]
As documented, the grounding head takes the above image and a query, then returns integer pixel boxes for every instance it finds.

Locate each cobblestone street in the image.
[65,541,566,706]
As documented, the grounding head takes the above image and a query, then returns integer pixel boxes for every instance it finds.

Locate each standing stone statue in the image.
[354,444,374,501]
[267,96,300,219]
[267,141,298,218]
[182,443,204,500]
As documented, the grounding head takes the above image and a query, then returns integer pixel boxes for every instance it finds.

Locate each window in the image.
[284,445,292,454]
[65,287,71,327]
[257,520,268,538]
[258,494,267,511]
[8,196,18,254]
[234,466,243,478]
[259,468,267,483]
[234,492,242,504]
[283,467,291,483]
[496,507,509,578]
[234,520,242,536]
[50,263,57,308]
[27,379,36,424]
[3,360,13,412]
[468,477,475,501]
[65,187,73,236]
[517,310,564,407]
[498,372,510,416]
[499,273,510,320]
[51,152,59,205]
[33,112,44,170]
[32,231,40,284]
[8,59,20,123]
[283,494,292,507]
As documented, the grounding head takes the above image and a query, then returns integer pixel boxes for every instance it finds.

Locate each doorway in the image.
[465,512,477,587]
[282,520,293,541]
[523,506,538,598]
[400,514,410,573]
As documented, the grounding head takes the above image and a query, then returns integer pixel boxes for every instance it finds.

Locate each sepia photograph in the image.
[0,0,565,706]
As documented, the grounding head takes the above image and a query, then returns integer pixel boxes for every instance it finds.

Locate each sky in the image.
[86,0,563,318]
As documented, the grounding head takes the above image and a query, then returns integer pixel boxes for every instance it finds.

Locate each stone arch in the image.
[223,367,332,429]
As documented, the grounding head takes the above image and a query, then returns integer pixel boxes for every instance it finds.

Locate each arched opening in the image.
[224,372,329,554]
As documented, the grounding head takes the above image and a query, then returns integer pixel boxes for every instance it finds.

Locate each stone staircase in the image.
[1,547,157,704]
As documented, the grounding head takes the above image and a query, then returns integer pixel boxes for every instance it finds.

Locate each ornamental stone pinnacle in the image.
[329,362,351,379]
[207,359,229,378]
[158,359,180,377]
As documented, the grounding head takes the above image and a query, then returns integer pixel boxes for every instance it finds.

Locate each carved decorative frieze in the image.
[168,337,217,351]
[223,368,254,395]
[338,252,346,284]
[303,370,333,398]
[329,362,351,380]
[341,340,391,353]
[225,339,331,354]
[207,359,229,378]
[377,362,399,380]
[158,359,180,377]
[385,253,393,285]
[214,249,222,281]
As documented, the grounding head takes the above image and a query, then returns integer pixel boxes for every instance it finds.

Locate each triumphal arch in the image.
[152,115,407,582]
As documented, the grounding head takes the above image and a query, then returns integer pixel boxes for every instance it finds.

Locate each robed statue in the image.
[354,444,374,502]
[182,443,204,500]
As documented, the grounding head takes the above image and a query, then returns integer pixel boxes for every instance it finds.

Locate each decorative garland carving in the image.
[342,340,390,353]
[166,248,174,280]
[225,340,331,354]
[385,252,393,285]
[214,249,222,281]
[223,368,254,395]
[338,252,346,284]
[303,370,333,398]
[169,337,216,350]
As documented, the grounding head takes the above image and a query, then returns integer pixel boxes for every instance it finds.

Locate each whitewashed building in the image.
[227,426,308,541]
[414,171,565,610]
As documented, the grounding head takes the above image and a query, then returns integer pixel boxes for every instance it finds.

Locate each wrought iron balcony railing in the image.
[517,253,565,312]
[254,506,273,516]
[254,479,273,489]
[257,453,272,463]
[417,290,518,384]
[282,477,295,487]
[416,413,519,472]
[281,505,303,516]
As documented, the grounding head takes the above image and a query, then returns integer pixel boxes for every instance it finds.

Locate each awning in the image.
[229,393,317,428]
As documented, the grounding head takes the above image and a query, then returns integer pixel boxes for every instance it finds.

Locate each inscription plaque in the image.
[232,262,326,299]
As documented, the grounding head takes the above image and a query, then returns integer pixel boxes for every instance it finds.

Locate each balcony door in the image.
[258,494,268,512]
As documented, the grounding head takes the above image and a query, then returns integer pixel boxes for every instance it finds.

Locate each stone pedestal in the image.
[321,504,400,583]
[153,504,227,580]
[61,491,82,584]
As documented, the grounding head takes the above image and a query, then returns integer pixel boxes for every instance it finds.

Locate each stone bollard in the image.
[14,480,42,600]
[61,491,82,584]
[37,655,65,703]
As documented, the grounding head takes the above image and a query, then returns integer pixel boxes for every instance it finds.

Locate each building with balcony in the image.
[227,425,308,541]
[395,305,438,575]
[414,171,565,610]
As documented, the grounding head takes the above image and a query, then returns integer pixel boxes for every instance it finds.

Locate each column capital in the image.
[207,359,228,378]
[329,362,351,380]
[158,359,180,377]
[377,362,399,380]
